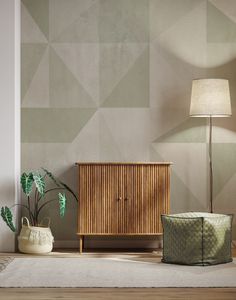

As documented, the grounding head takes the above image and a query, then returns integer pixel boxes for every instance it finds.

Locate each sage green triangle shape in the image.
[171,171,205,211]
[21,2,47,43]
[207,2,236,42]
[99,116,124,160]
[22,0,49,40]
[49,47,96,108]
[21,43,47,100]
[150,144,164,162]
[150,146,203,211]
[153,118,206,143]
[101,48,149,108]
[150,0,201,40]
[21,108,96,143]
[99,0,149,43]
[213,143,236,197]
[54,1,99,43]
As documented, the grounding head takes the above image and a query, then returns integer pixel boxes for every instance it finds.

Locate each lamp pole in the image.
[209,116,213,213]
[190,79,231,214]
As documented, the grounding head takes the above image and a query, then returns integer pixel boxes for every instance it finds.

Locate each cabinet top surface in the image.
[75,162,172,165]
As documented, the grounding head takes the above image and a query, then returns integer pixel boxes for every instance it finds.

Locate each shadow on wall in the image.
[233,224,236,240]
[152,41,206,113]
[0,231,14,252]
[20,165,79,242]
[170,171,206,213]
[153,42,236,114]
[152,43,236,235]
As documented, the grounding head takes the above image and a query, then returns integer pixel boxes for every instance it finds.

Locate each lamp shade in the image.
[190,79,231,117]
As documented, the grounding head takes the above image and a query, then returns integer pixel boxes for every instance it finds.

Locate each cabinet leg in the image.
[79,235,83,254]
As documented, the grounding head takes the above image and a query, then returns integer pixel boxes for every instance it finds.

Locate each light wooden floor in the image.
[0,249,236,300]
[1,287,236,300]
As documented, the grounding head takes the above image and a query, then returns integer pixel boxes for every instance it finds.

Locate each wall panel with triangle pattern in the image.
[21,0,236,245]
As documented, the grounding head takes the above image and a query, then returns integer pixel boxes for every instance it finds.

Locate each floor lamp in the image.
[190,79,231,213]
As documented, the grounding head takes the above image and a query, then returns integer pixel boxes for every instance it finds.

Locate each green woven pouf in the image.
[161,212,233,266]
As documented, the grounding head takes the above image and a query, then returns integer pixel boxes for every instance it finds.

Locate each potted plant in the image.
[0,168,78,254]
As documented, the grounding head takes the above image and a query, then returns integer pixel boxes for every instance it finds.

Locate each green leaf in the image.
[1,206,16,232]
[41,168,60,187]
[21,172,34,196]
[33,173,45,196]
[58,193,66,217]
[58,180,78,202]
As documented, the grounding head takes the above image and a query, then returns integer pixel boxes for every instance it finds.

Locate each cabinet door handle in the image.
[117,196,122,201]
[124,197,129,201]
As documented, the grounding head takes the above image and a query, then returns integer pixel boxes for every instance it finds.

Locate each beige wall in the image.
[21,0,236,248]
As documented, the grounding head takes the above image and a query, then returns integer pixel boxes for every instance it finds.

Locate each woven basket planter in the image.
[18,217,54,254]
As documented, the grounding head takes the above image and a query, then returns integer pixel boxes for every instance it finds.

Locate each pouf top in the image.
[166,212,231,218]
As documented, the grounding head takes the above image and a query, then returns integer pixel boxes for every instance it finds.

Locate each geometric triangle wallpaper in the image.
[21,0,236,241]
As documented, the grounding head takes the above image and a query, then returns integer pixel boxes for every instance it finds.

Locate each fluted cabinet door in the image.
[115,165,144,234]
[126,165,143,234]
[78,164,102,234]
[100,164,119,234]
[142,165,169,234]
[115,165,124,234]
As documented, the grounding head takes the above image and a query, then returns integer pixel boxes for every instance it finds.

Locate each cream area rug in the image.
[0,257,236,288]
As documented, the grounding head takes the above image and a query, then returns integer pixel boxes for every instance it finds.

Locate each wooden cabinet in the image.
[76,162,171,253]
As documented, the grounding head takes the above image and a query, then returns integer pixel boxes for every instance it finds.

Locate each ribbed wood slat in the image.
[77,163,171,252]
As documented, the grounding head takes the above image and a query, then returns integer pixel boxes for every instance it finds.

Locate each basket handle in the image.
[39,217,51,227]
[21,217,30,227]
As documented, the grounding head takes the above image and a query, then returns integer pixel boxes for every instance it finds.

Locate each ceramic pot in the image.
[18,217,54,254]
